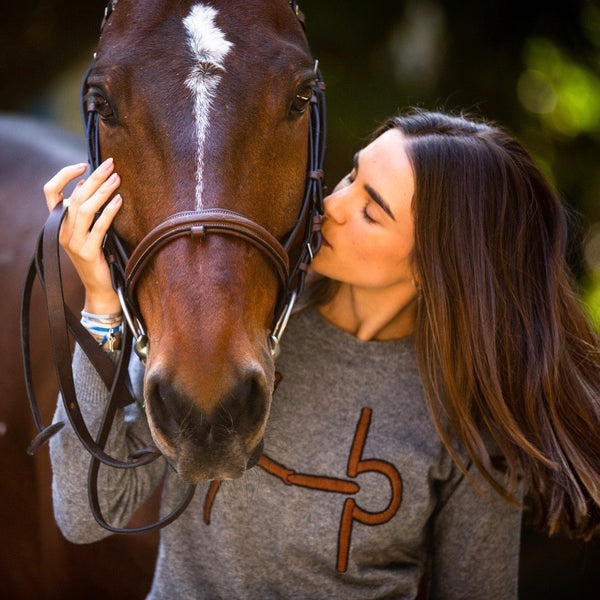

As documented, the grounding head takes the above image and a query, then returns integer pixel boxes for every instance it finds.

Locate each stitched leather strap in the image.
[21,203,159,468]
[125,209,290,297]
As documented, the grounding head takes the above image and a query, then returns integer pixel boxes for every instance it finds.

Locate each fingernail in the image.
[100,157,114,170]
[107,173,119,184]
[112,194,122,204]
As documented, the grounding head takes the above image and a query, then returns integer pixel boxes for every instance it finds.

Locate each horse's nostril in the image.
[243,375,267,429]
[146,378,201,442]
[218,373,267,432]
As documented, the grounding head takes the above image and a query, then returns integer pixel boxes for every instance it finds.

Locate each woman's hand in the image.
[43,158,123,315]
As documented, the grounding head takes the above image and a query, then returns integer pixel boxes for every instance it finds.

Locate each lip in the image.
[320,232,332,248]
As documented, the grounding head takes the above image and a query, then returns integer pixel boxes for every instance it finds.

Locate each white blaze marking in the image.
[183,4,233,209]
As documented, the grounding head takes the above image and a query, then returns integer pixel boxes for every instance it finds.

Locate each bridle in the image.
[20,0,325,533]
[89,1,325,363]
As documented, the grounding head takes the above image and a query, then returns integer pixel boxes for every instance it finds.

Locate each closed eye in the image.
[362,204,376,223]
[353,153,396,221]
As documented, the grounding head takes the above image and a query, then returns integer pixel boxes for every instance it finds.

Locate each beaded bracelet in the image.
[80,310,123,351]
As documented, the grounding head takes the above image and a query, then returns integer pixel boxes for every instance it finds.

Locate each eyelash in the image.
[345,175,377,224]
[362,205,376,223]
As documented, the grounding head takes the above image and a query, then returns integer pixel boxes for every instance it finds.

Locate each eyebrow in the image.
[353,152,396,221]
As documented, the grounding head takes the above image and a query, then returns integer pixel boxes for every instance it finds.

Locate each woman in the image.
[45,110,600,599]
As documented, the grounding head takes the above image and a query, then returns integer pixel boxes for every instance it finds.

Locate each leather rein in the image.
[20,0,326,534]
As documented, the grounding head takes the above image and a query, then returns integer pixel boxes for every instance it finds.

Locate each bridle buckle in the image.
[269,291,298,358]
[116,286,148,363]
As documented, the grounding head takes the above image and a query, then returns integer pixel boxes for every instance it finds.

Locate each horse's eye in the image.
[86,92,115,122]
[291,86,313,115]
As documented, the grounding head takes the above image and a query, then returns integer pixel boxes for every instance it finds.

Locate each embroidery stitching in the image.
[202,407,403,572]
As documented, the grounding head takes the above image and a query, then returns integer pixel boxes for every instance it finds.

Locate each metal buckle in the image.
[116,286,149,363]
[269,291,297,358]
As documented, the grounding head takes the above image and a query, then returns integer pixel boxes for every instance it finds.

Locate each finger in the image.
[69,157,115,211]
[67,194,123,264]
[88,194,123,245]
[44,163,88,211]
[69,172,121,236]
[63,179,86,208]
[60,169,119,252]
[86,194,123,248]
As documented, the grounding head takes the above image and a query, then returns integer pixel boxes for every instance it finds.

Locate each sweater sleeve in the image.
[49,344,167,543]
[428,465,522,600]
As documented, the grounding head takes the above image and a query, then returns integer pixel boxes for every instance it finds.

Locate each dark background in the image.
[2,1,600,598]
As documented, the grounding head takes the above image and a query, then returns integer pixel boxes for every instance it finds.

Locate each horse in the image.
[5,0,323,594]
[0,113,158,598]
[42,0,324,488]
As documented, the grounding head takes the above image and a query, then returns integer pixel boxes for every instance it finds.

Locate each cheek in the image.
[366,235,413,272]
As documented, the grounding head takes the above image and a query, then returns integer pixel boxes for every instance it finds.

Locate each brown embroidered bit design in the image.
[337,407,403,571]
[204,479,221,525]
[202,407,403,572]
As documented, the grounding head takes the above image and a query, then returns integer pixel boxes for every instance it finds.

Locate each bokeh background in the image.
[2,1,600,598]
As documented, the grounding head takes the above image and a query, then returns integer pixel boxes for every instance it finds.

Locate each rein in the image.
[20,0,326,534]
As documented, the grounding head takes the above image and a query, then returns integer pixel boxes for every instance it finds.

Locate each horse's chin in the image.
[150,426,264,483]
[174,449,261,484]
[177,461,246,484]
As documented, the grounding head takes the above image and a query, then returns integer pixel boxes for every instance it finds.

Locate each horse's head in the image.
[84,0,322,482]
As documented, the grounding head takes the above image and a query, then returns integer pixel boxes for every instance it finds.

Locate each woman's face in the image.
[311,128,416,290]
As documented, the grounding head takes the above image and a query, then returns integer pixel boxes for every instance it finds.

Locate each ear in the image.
[410,265,420,292]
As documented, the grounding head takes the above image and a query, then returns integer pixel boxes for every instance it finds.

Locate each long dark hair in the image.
[309,109,600,539]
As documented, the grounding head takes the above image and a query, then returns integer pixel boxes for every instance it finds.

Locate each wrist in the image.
[83,290,121,316]
[80,310,123,351]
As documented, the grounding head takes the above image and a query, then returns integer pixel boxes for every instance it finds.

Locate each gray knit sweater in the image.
[50,307,521,599]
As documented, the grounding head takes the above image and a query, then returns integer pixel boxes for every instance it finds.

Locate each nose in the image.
[145,369,268,455]
[323,183,352,224]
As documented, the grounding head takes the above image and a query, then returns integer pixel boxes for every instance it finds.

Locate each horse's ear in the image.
[274,371,283,392]
[289,1,305,28]
[100,0,119,32]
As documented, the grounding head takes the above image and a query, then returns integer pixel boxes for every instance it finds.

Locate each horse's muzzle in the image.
[143,369,269,482]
